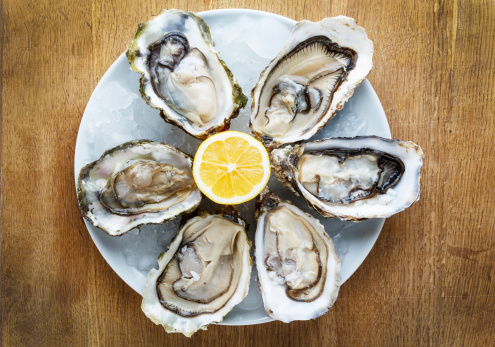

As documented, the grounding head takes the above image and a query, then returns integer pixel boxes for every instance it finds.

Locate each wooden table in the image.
[2,0,494,345]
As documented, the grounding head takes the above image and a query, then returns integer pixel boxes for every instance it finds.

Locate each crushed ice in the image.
[113,218,181,273]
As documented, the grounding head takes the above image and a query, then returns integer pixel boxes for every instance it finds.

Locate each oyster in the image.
[77,140,201,236]
[255,189,340,322]
[250,16,373,149]
[127,10,247,139]
[141,210,251,336]
[271,136,424,221]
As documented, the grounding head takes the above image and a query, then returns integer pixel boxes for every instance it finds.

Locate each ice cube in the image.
[236,268,264,311]
[250,17,293,59]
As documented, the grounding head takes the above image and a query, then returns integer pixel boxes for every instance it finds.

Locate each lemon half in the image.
[193,131,270,204]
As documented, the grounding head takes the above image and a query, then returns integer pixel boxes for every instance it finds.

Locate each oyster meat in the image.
[271,136,424,220]
[141,210,251,336]
[250,16,373,148]
[77,140,201,236]
[127,10,247,139]
[255,189,340,322]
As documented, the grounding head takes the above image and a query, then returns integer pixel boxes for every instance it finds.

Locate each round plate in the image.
[74,9,390,326]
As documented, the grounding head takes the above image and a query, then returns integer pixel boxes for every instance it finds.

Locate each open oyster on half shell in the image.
[271,136,424,221]
[141,209,251,336]
[250,16,373,149]
[254,189,340,322]
[127,10,247,139]
[77,140,201,236]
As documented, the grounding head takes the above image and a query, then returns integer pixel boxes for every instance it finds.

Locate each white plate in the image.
[74,9,390,325]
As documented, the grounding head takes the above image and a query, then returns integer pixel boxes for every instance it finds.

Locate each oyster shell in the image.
[141,209,251,336]
[254,189,340,322]
[127,10,247,139]
[77,140,201,236]
[250,16,373,149]
[271,136,424,221]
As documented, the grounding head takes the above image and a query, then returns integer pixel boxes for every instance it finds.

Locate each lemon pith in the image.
[193,131,270,204]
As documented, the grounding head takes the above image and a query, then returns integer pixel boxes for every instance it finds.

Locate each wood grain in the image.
[2,0,494,345]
